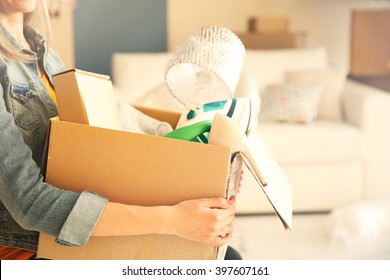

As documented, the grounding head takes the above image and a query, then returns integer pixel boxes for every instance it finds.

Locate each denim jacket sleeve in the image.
[0,89,109,246]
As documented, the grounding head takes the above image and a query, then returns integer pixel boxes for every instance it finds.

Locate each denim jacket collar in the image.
[0,23,46,59]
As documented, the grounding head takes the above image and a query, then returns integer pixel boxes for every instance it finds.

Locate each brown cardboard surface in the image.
[350,10,390,77]
[237,32,306,49]
[133,105,181,129]
[45,119,231,207]
[38,234,217,260]
[248,17,290,33]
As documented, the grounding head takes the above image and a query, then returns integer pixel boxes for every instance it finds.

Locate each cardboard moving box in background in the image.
[248,16,290,33]
[237,32,307,49]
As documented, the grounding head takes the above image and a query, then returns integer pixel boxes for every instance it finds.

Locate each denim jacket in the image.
[0,24,108,251]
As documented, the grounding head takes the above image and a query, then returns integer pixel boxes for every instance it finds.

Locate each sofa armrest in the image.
[343,79,390,198]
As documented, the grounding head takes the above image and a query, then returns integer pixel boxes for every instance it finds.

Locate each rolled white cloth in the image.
[115,96,173,136]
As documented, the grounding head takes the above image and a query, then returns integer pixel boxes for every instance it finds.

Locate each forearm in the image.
[92,201,171,237]
[92,197,236,247]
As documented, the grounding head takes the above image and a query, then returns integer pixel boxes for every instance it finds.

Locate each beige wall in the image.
[168,0,390,70]
[50,8,75,68]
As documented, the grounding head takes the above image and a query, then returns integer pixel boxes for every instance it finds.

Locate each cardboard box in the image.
[237,32,307,49]
[52,69,123,130]
[248,17,290,33]
[37,69,292,260]
[350,10,390,77]
[38,115,234,259]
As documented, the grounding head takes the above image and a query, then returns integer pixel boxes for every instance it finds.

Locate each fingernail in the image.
[228,196,236,204]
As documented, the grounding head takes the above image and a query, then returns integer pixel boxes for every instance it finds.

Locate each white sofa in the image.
[111,47,390,214]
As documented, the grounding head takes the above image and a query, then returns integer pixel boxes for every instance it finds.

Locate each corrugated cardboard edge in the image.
[40,116,59,179]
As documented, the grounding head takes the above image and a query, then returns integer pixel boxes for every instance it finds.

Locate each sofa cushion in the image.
[254,120,365,164]
[243,47,329,92]
[285,68,347,121]
[259,82,324,124]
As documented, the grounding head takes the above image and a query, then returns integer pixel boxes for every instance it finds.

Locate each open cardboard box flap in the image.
[37,69,292,260]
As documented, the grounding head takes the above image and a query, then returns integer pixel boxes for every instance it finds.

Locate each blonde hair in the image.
[0,0,52,61]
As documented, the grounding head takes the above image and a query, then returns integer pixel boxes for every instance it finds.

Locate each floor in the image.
[230,213,390,260]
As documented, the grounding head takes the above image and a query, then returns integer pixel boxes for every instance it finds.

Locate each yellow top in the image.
[41,72,57,106]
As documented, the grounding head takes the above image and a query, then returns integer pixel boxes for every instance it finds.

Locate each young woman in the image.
[0,0,238,260]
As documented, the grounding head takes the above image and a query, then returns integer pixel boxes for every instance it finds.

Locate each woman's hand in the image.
[168,197,236,247]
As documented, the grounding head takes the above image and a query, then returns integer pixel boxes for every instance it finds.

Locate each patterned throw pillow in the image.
[285,69,347,121]
[259,83,324,124]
